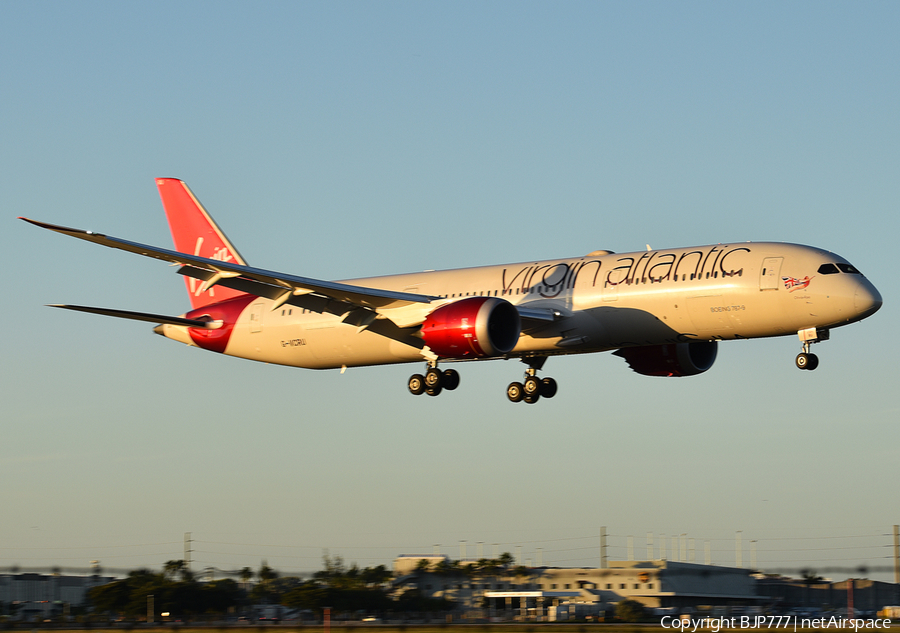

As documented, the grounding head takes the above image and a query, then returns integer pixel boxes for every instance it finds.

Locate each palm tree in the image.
[415,559,432,574]
[258,562,277,587]
[164,560,184,580]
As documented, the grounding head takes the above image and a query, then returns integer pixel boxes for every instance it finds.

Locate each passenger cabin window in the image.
[818,263,840,275]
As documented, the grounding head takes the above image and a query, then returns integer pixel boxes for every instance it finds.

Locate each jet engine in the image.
[421,297,521,359]
[613,341,718,377]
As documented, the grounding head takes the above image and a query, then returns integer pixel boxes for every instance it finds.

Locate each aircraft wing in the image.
[20,218,440,311]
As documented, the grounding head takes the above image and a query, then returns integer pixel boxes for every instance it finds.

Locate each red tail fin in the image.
[156,178,249,310]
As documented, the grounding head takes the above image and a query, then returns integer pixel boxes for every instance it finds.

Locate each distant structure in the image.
[756,576,900,613]
[393,558,761,617]
[393,554,450,577]
[0,572,114,620]
[393,556,900,618]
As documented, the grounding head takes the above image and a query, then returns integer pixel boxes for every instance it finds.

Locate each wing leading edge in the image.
[19,218,440,315]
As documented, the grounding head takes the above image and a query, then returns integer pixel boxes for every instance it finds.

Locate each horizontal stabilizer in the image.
[47,304,221,329]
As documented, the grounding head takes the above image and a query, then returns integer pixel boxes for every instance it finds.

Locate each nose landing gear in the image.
[507,357,557,404]
[795,327,829,371]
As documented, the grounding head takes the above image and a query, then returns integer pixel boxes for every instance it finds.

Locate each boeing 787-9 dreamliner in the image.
[21,178,882,403]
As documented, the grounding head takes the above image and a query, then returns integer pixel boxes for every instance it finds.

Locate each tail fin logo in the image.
[156,178,249,309]
[188,237,236,298]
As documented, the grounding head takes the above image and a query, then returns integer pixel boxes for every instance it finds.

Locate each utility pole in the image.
[736,531,742,568]
[600,527,607,569]
[647,532,653,560]
[184,532,192,572]
[847,579,854,619]
[893,525,899,585]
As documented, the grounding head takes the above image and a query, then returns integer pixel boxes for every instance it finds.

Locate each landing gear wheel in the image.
[540,377,558,398]
[796,353,818,370]
[523,376,541,396]
[507,382,524,403]
[408,374,425,395]
[424,367,443,389]
[524,393,540,404]
[805,353,819,370]
[442,369,460,391]
[425,384,443,397]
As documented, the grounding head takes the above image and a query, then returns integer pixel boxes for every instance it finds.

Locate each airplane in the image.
[20,178,882,403]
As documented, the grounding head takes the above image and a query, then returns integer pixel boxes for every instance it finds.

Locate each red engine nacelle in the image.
[421,297,521,359]
[612,341,718,377]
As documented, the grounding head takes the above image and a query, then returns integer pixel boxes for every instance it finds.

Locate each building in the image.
[393,554,450,577]
[392,557,761,616]
[755,576,900,613]
[0,573,113,620]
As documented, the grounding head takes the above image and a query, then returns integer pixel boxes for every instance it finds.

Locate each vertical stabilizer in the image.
[156,178,249,310]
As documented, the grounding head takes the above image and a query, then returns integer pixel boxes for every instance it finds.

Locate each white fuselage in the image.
[156,241,881,370]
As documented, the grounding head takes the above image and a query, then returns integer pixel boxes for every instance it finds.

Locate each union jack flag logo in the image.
[783,276,813,292]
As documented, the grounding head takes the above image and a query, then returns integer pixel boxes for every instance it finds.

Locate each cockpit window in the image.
[817,263,840,275]
[837,263,860,274]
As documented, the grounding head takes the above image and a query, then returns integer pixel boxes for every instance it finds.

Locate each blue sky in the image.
[2,1,898,580]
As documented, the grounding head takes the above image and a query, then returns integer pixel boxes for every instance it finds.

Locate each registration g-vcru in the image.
[22,179,882,403]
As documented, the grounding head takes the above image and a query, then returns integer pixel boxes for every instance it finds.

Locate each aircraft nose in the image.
[854,283,882,318]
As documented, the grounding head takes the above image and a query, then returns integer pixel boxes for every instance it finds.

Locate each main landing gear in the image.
[408,363,460,397]
[407,357,559,403]
[795,327,829,371]
[507,357,557,404]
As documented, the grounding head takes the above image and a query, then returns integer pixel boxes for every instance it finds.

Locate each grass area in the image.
[12,629,655,633]
[12,627,891,633]
[14,626,899,633]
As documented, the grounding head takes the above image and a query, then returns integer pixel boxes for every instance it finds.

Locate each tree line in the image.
[87,554,460,621]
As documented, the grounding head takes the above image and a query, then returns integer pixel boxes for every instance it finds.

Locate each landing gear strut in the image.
[408,362,460,397]
[795,327,828,371]
[507,357,557,404]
